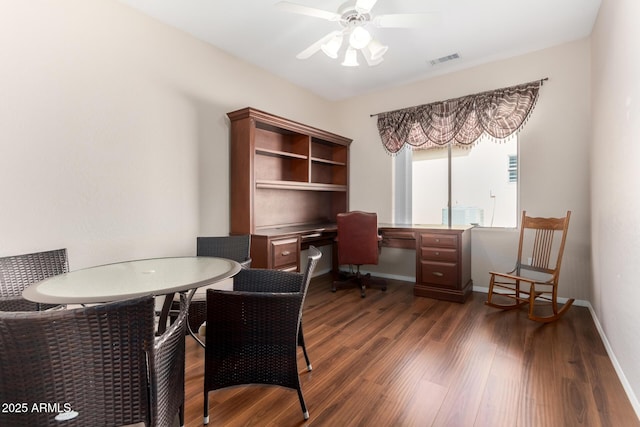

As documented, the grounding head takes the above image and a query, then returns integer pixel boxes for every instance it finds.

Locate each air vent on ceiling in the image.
[429,53,460,66]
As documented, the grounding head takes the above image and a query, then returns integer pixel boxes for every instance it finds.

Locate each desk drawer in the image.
[270,238,299,269]
[420,247,458,262]
[381,230,416,240]
[381,230,416,249]
[420,233,458,248]
[420,261,458,287]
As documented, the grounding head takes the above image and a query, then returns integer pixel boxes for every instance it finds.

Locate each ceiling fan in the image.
[276,0,439,67]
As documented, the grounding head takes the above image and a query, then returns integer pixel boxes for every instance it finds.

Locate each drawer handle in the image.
[432,272,444,277]
[281,251,291,256]
[435,238,440,242]
[434,252,440,256]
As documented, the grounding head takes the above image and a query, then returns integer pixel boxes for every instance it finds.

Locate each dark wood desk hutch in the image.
[228,107,351,272]
[228,107,472,303]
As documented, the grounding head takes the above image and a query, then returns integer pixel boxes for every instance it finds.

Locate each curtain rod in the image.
[369,77,549,117]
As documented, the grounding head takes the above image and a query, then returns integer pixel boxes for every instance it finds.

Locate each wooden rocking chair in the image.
[485,211,573,323]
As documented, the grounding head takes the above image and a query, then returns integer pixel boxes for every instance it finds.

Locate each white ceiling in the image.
[117,0,601,101]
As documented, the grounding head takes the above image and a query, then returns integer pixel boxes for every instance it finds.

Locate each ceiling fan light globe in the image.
[367,39,388,60]
[321,34,343,59]
[349,26,372,49]
[321,46,338,59]
[362,45,384,66]
[341,47,359,67]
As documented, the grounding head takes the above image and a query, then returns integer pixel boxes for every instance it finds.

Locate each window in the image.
[395,136,518,228]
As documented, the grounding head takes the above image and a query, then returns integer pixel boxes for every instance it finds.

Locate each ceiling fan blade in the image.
[355,0,379,14]
[373,13,440,28]
[275,1,341,21]
[296,30,343,59]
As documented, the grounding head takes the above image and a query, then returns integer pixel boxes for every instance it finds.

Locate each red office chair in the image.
[332,211,387,298]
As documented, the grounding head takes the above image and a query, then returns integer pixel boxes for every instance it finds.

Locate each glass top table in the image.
[23,256,241,334]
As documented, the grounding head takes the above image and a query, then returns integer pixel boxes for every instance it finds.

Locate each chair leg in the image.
[332,266,386,298]
[331,269,350,292]
[298,324,312,371]
[179,405,185,427]
[485,275,529,310]
[296,384,309,420]
[361,272,387,298]
[486,273,495,304]
[528,282,537,318]
[528,283,575,323]
[203,391,209,425]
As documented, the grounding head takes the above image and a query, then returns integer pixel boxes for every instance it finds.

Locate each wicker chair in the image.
[152,293,188,427]
[0,294,187,427]
[232,264,314,372]
[203,246,321,423]
[170,235,251,339]
[196,235,252,268]
[0,248,68,311]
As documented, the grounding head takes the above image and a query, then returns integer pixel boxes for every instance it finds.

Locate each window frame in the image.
[393,138,520,229]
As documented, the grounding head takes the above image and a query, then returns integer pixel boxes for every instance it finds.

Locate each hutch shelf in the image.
[228,107,352,271]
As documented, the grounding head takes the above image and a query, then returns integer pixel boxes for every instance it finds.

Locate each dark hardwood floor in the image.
[182,274,639,426]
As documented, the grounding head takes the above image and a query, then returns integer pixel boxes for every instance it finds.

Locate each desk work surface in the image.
[254,222,336,237]
[379,223,473,230]
[251,222,473,251]
[254,222,472,237]
[23,256,241,305]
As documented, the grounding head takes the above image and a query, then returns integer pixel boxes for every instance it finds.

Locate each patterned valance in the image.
[376,79,544,154]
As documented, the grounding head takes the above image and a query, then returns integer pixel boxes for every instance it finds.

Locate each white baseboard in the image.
[585,301,640,419]
[312,266,332,277]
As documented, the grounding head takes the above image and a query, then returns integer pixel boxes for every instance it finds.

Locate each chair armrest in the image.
[233,269,303,293]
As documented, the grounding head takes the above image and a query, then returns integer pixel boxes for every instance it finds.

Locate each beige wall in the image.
[591,0,640,411]
[2,0,638,416]
[336,39,593,302]
[0,0,337,270]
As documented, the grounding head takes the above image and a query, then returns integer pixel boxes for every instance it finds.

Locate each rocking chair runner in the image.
[485,210,573,323]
